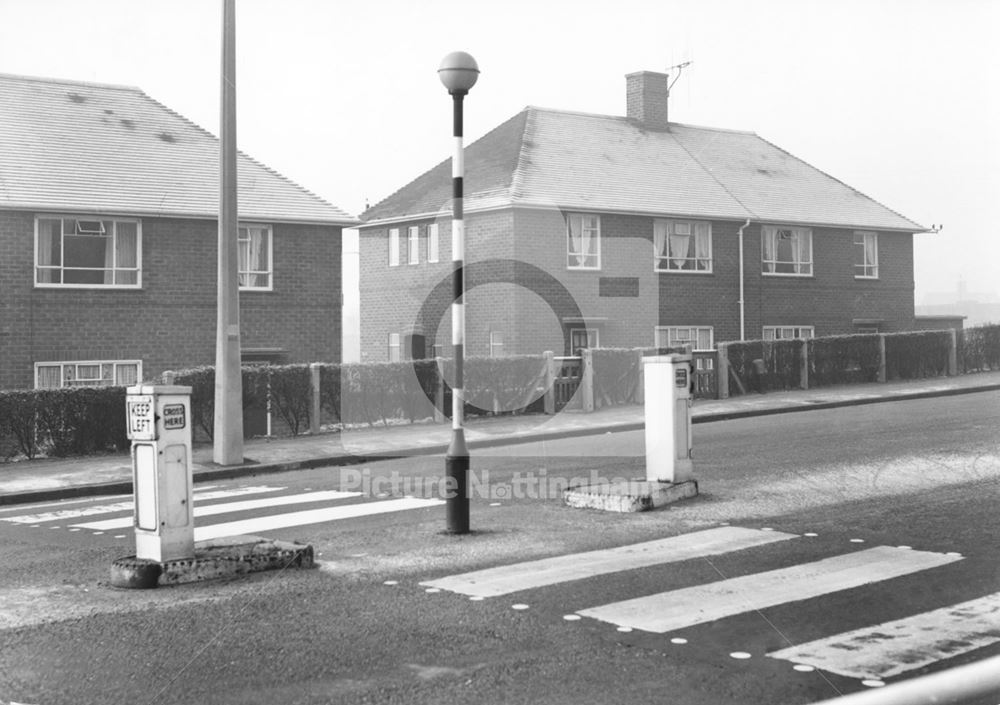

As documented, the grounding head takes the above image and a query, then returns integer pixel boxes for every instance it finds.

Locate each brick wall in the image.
[358,207,916,360]
[0,211,341,390]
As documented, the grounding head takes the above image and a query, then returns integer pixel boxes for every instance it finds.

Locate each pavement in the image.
[2,371,999,506]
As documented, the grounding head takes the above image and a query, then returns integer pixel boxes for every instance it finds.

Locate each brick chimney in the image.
[626,71,671,130]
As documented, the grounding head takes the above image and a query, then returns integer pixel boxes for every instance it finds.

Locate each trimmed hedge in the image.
[591,347,685,407]
[884,331,950,380]
[0,387,129,459]
[808,334,882,387]
[959,324,1000,373]
[726,339,803,395]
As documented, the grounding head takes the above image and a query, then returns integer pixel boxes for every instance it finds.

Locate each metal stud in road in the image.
[438,51,479,534]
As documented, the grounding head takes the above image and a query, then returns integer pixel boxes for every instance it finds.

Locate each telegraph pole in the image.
[213,0,243,465]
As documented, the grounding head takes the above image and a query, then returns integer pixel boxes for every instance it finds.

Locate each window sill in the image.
[566,266,602,272]
[239,287,274,293]
[34,283,142,290]
[761,272,814,278]
[854,275,880,281]
[655,268,714,275]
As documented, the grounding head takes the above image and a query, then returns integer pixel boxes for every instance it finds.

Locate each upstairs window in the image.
[388,228,400,267]
[655,326,714,351]
[36,216,140,287]
[408,226,420,265]
[762,225,812,276]
[854,231,878,278]
[654,220,712,272]
[427,223,440,263]
[763,325,815,340]
[566,214,601,269]
[35,359,141,389]
[238,224,272,290]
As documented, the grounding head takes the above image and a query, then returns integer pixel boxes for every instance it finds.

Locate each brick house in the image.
[0,74,357,390]
[358,70,925,363]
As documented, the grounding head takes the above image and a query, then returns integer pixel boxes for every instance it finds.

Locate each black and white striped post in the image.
[438,51,479,534]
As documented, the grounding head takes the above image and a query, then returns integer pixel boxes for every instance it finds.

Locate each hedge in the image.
[884,331,950,380]
[959,324,1000,373]
[808,334,882,387]
[726,339,803,394]
[0,387,129,459]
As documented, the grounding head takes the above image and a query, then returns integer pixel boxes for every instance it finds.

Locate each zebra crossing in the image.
[0,483,443,540]
[418,526,1000,686]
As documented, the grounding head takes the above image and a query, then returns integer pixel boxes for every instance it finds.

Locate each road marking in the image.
[420,526,798,597]
[767,592,1000,679]
[1,486,284,524]
[71,490,363,531]
[577,546,963,633]
[192,496,444,541]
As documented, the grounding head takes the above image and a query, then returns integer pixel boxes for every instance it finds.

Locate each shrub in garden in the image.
[808,335,881,387]
[884,331,950,380]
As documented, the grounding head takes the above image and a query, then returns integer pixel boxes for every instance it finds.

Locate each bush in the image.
[959,324,1000,373]
[0,387,129,459]
[809,334,881,387]
[726,339,803,394]
[885,331,950,380]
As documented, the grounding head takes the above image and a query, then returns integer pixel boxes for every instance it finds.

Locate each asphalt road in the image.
[0,391,998,705]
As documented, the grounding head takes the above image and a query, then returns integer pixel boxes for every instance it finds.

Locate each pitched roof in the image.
[0,73,357,225]
[361,106,923,232]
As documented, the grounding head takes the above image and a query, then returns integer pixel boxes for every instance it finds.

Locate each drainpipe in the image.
[737,218,751,340]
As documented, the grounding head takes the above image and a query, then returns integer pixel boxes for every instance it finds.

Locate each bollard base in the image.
[563,479,698,513]
[110,535,314,589]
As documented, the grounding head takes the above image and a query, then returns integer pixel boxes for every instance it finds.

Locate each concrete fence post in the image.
[878,334,887,383]
[948,329,958,376]
[634,348,645,405]
[800,340,810,390]
[716,343,730,399]
[581,348,595,413]
[161,370,175,385]
[434,357,446,424]
[309,363,322,435]
[543,351,556,415]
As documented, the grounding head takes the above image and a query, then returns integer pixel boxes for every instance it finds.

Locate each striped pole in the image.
[438,52,479,534]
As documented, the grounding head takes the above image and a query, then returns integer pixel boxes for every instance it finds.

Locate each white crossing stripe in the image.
[193,496,444,541]
[420,526,798,597]
[577,546,963,633]
[768,591,1000,679]
[71,490,363,531]
[1,486,284,524]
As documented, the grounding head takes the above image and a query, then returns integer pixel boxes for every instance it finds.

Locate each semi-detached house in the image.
[0,73,357,391]
[358,71,925,365]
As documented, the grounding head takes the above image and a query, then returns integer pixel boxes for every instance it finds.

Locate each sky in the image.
[2,0,997,314]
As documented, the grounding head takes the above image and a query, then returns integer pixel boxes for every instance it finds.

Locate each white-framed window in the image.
[654,219,712,272]
[570,327,599,353]
[566,214,601,269]
[489,331,505,357]
[654,326,714,351]
[35,216,141,288]
[35,359,141,389]
[238,224,272,290]
[427,223,440,263]
[763,326,815,340]
[408,226,420,265]
[854,231,878,278]
[762,225,813,276]
[388,228,400,267]
[388,332,401,362]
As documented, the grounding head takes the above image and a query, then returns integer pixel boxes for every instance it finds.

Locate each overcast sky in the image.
[2,0,997,305]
